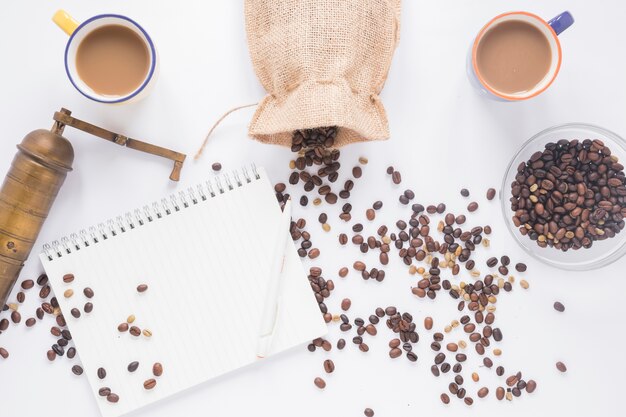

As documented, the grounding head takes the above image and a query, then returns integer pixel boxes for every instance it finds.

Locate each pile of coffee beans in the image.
[271,127,557,408]
[510,139,626,250]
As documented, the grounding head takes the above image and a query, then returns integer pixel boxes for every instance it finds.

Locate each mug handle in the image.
[548,11,574,36]
[52,10,80,36]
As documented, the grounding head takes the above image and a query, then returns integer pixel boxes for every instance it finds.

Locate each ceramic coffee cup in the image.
[53,10,159,104]
[467,11,574,101]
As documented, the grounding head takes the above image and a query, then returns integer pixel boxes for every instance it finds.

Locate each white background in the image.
[0,1,624,416]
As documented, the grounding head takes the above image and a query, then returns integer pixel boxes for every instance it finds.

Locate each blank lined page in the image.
[39,167,327,417]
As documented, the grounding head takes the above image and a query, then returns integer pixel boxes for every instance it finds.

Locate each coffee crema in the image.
[476,20,552,95]
[76,24,150,97]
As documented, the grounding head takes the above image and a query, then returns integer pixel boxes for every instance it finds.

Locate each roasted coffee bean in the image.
[467,202,479,212]
[148,362,162,378]
[118,323,129,332]
[62,273,75,283]
[82,287,94,298]
[556,361,567,372]
[515,263,527,272]
[526,379,537,393]
[67,347,76,359]
[496,366,505,376]
[0,319,8,331]
[493,328,503,341]
[0,347,9,359]
[45,349,56,361]
[441,363,451,373]
[72,365,83,376]
[389,348,402,358]
[341,298,351,311]
[25,317,36,327]
[144,378,157,390]
[314,377,326,389]
[385,306,397,316]
[323,359,335,373]
[39,285,51,299]
[446,343,458,352]
[486,257,498,268]
[10,310,21,324]
[21,279,34,290]
[99,387,111,397]
[130,326,141,337]
[407,352,418,362]
[211,162,222,171]
[424,316,433,330]
[364,408,374,417]
[97,367,107,379]
[553,301,565,312]
[84,302,94,313]
[337,339,346,350]
[107,393,119,403]
[392,171,402,184]
[486,188,496,200]
[71,308,81,318]
[128,361,139,372]
[496,387,505,400]
[37,273,48,286]
[440,393,450,404]
[464,397,474,406]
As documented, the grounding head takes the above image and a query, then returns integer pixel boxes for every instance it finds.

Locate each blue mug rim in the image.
[64,14,157,104]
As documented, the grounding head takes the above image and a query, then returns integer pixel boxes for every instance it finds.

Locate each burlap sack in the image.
[245,0,401,147]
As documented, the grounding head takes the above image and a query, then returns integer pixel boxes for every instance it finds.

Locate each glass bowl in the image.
[501,123,626,270]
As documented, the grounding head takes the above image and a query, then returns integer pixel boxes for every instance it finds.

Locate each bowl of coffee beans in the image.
[502,123,626,270]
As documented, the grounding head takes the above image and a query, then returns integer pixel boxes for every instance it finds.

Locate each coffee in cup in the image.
[53,10,158,104]
[76,24,150,96]
[468,11,574,101]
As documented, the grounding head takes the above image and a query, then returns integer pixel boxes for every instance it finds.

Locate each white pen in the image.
[256,198,292,358]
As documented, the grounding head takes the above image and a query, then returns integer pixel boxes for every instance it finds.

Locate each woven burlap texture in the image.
[245,0,401,147]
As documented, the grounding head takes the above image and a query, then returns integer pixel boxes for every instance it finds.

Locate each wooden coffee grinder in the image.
[0,108,186,307]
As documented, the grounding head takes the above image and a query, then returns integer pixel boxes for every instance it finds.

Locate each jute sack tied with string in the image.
[245,0,401,147]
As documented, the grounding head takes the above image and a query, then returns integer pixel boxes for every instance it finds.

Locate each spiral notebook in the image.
[39,165,326,417]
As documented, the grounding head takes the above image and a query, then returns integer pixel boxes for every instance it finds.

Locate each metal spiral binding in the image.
[40,165,261,259]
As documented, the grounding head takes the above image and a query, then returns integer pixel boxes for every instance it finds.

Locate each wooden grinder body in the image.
[0,129,74,307]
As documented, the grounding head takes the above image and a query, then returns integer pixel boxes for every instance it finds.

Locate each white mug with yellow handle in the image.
[53,10,159,104]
